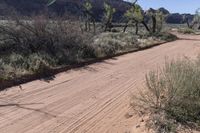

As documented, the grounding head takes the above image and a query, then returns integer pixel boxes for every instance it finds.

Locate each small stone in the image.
[126,112,134,118]
[136,125,140,128]
[124,131,131,133]
[140,118,144,122]
[19,85,23,90]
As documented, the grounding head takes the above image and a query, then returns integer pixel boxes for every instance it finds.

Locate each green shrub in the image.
[0,16,94,63]
[92,32,139,57]
[27,53,56,73]
[0,17,177,82]
[134,57,200,132]
[178,28,195,34]
[0,17,95,80]
[0,52,56,79]
[148,32,177,41]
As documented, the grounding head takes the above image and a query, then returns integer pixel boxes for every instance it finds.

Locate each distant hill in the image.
[0,0,194,24]
[0,0,131,22]
[166,13,194,24]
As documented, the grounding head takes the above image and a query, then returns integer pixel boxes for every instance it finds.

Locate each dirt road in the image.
[0,34,200,133]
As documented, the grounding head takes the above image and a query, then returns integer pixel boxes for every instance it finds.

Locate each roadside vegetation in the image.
[177,8,200,35]
[1,0,200,132]
[0,17,176,82]
[178,28,196,34]
[0,0,177,85]
[133,57,200,133]
[0,17,94,81]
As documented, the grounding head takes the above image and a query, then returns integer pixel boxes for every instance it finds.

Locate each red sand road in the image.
[0,34,200,133]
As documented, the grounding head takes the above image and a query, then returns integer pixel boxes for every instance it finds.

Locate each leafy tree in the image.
[103,2,116,31]
[124,4,143,34]
[146,8,157,33]
[147,9,165,33]
[82,0,96,33]
[183,15,192,29]
[124,0,150,34]
[194,8,200,29]
[146,9,161,33]
[155,11,165,32]
[184,8,200,29]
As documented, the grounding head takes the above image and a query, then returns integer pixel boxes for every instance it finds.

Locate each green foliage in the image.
[194,8,200,24]
[83,0,92,11]
[82,0,96,33]
[156,11,165,32]
[147,10,165,33]
[134,57,200,132]
[104,2,116,23]
[125,4,143,23]
[150,32,177,41]
[184,8,200,29]
[92,32,139,57]
[92,32,176,57]
[178,28,195,34]
[0,18,95,80]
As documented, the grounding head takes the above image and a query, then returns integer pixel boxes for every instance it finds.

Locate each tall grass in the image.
[133,57,200,132]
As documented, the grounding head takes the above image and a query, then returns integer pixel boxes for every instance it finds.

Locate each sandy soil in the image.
[0,34,200,133]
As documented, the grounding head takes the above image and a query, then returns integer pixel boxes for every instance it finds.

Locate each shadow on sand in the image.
[0,39,175,91]
[178,38,200,41]
[0,102,57,118]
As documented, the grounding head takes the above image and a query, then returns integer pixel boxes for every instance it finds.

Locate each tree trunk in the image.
[152,16,156,33]
[85,21,88,31]
[105,21,112,32]
[135,22,138,35]
[123,22,129,32]
[92,20,96,33]
[88,22,91,31]
[186,18,191,28]
[104,22,108,32]
[141,21,150,32]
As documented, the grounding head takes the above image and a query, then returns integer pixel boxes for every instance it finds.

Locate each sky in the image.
[125,0,200,14]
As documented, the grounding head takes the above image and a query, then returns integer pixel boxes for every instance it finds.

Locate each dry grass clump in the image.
[133,57,200,133]
[92,32,139,57]
[178,28,195,34]
[92,32,177,57]
[0,16,95,80]
[0,16,177,82]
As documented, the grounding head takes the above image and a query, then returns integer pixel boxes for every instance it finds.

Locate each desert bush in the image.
[92,32,139,57]
[0,16,177,81]
[0,53,55,79]
[178,28,195,34]
[0,16,94,57]
[0,16,95,80]
[150,32,178,41]
[133,57,200,132]
[92,32,177,57]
